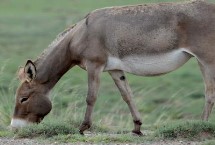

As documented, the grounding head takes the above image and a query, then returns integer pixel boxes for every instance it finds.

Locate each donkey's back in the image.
[79,1,215,76]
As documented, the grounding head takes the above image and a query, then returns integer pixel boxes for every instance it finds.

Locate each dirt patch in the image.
[0,137,202,145]
[0,138,43,145]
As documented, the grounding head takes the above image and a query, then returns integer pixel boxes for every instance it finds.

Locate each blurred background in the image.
[0,0,214,132]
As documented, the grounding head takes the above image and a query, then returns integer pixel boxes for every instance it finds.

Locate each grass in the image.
[50,134,149,144]
[14,120,150,143]
[16,121,78,138]
[202,140,215,145]
[11,120,215,144]
[0,0,215,144]
[156,120,215,140]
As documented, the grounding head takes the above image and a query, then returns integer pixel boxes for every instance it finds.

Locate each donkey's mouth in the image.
[10,118,29,129]
[10,117,44,131]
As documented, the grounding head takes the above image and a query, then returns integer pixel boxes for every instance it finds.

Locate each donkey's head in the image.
[10,60,52,128]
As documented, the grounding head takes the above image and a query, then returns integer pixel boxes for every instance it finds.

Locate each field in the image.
[0,0,215,144]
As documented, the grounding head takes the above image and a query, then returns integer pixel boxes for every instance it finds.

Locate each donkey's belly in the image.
[104,49,191,76]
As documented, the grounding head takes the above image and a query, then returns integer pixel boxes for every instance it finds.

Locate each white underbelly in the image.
[104,49,191,76]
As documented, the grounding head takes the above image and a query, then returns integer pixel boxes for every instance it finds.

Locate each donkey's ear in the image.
[24,60,37,82]
[17,67,25,82]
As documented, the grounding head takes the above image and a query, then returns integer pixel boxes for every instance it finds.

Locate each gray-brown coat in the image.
[11,1,215,135]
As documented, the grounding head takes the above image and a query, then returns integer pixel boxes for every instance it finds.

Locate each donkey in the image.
[11,0,215,135]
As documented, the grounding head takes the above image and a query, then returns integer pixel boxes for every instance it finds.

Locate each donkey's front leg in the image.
[79,62,104,135]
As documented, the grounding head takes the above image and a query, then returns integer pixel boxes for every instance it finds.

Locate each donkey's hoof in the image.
[79,122,91,135]
[132,130,144,136]
[79,130,85,135]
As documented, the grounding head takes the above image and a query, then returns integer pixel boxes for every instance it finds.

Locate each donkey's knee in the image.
[86,96,97,106]
[206,95,215,105]
[121,95,131,104]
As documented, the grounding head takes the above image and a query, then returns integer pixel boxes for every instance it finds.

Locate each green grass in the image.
[202,140,215,145]
[50,134,149,144]
[0,0,215,144]
[14,120,151,144]
[156,120,215,140]
[12,120,215,144]
[16,121,78,138]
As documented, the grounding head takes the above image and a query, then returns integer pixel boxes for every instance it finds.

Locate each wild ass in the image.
[11,0,215,135]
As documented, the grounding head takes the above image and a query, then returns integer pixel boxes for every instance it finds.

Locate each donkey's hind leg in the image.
[109,70,143,136]
[198,62,215,121]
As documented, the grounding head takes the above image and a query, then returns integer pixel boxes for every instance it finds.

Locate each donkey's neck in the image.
[34,35,73,89]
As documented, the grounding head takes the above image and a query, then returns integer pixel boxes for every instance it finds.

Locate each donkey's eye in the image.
[20,97,29,104]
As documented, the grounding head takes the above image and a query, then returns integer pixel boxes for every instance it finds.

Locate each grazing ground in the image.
[0,0,215,144]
